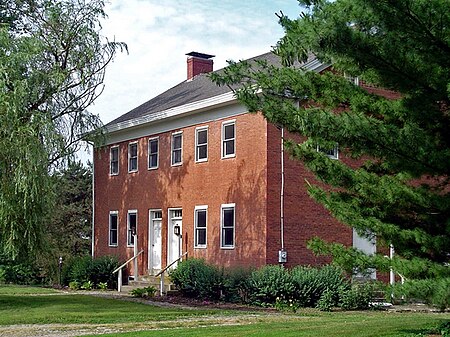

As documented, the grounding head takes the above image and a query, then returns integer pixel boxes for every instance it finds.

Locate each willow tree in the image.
[0,0,126,259]
[212,0,449,306]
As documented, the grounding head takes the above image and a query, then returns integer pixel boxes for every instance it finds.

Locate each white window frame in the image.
[194,205,208,248]
[317,143,339,160]
[220,203,235,249]
[195,126,208,163]
[128,142,138,173]
[108,211,118,247]
[127,210,137,247]
[221,120,236,159]
[171,132,183,166]
[109,146,119,176]
[148,137,159,170]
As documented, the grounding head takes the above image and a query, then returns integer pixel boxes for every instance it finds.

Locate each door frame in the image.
[148,209,162,275]
[167,208,183,268]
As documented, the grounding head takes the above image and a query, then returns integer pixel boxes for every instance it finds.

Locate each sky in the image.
[90,0,303,125]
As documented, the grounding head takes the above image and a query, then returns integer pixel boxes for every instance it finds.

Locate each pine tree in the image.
[212,0,450,306]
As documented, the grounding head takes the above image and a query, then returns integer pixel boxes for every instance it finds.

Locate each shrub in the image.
[169,258,223,300]
[317,288,336,311]
[63,255,119,289]
[131,286,157,298]
[0,254,42,285]
[81,280,94,290]
[391,278,450,311]
[291,265,349,307]
[69,281,80,290]
[222,266,253,303]
[339,282,375,310]
[98,282,108,291]
[247,265,294,307]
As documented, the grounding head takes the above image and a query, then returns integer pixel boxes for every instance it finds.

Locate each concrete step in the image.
[123,275,175,295]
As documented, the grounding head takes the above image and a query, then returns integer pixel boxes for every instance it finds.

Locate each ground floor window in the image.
[109,211,118,246]
[194,206,207,248]
[127,210,137,246]
[221,204,235,249]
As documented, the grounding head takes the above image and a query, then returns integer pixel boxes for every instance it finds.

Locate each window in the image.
[110,146,119,175]
[171,132,182,166]
[222,121,235,158]
[128,142,138,172]
[127,210,137,246]
[109,211,118,246]
[195,127,208,162]
[148,137,159,169]
[194,206,207,248]
[221,204,235,248]
[317,143,339,160]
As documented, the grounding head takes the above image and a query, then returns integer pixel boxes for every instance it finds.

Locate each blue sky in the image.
[91,0,302,125]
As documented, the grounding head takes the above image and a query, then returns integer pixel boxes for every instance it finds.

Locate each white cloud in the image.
[90,0,301,124]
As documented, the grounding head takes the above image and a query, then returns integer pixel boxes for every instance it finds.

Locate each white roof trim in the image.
[106,91,236,134]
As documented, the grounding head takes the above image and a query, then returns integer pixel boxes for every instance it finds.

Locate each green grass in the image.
[0,287,224,325]
[0,285,448,337]
[0,284,58,295]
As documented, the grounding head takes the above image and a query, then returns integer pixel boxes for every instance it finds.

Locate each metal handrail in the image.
[113,249,144,292]
[155,252,188,296]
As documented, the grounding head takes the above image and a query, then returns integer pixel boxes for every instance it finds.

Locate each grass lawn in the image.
[0,285,448,337]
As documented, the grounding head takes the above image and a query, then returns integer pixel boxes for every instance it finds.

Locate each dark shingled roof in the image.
[106,51,310,127]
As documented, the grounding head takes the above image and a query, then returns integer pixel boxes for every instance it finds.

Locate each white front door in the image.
[168,209,182,269]
[149,210,162,274]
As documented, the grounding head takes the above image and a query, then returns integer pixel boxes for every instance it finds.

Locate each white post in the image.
[133,234,138,281]
[389,244,395,286]
[118,269,122,292]
[160,272,165,296]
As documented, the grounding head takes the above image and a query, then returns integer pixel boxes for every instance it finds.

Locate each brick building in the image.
[93,51,376,279]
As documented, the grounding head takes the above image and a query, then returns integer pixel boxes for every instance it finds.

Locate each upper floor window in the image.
[171,132,183,166]
[127,210,137,247]
[221,204,235,249]
[194,206,207,248]
[195,127,208,162]
[109,211,118,246]
[110,146,119,175]
[128,142,138,172]
[222,121,235,158]
[317,143,339,160]
[148,137,159,170]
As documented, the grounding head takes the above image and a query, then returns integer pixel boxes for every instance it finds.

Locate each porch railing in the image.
[155,252,188,296]
[113,249,144,292]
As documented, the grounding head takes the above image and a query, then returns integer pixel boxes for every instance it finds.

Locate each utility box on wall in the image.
[278,249,287,263]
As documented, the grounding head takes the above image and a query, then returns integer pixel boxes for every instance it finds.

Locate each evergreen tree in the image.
[0,0,126,259]
[212,0,449,306]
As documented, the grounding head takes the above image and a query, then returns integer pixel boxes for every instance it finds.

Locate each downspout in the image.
[91,144,95,258]
[280,127,285,251]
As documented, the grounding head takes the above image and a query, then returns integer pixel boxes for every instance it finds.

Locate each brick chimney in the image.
[186,52,215,80]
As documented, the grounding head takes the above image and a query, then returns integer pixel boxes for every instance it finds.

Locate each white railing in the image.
[155,252,188,296]
[113,248,144,292]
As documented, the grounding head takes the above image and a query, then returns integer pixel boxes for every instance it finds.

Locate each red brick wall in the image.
[94,112,268,274]
[266,124,352,268]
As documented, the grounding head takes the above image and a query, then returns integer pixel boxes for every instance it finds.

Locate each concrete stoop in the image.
[121,275,175,295]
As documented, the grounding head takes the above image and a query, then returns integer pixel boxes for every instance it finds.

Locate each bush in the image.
[222,266,253,303]
[69,281,80,290]
[0,254,42,285]
[391,278,450,311]
[247,265,294,307]
[169,258,223,300]
[317,288,336,311]
[131,286,157,298]
[339,282,375,310]
[291,265,349,307]
[63,255,119,289]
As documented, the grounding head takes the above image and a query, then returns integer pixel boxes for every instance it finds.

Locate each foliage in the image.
[211,0,450,306]
[291,265,349,307]
[391,278,450,311]
[169,258,223,300]
[63,255,119,289]
[131,286,157,298]
[98,282,108,291]
[69,281,80,290]
[338,282,375,311]
[316,288,335,312]
[0,0,126,260]
[222,266,253,303]
[0,254,42,285]
[81,280,94,291]
[247,265,294,306]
